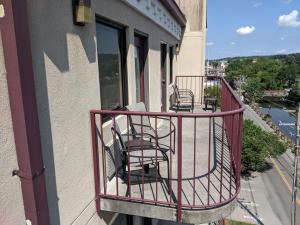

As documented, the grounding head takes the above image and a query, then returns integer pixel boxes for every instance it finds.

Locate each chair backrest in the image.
[126,101,147,112]
[125,102,152,135]
[97,119,123,180]
[111,122,125,149]
[172,84,180,102]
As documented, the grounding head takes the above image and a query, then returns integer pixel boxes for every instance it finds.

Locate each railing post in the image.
[90,112,100,212]
[177,116,183,223]
[237,111,244,188]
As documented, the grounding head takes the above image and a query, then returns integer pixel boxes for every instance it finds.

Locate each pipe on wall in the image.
[0,1,50,224]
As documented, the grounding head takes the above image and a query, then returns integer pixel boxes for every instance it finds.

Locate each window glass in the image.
[96,22,126,110]
[134,46,141,102]
[169,46,174,84]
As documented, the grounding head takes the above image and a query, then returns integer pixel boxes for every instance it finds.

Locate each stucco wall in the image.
[93,0,179,112]
[176,0,206,76]
[26,0,179,224]
[175,0,204,32]
[0,33,26,225]
[177,31,206,75]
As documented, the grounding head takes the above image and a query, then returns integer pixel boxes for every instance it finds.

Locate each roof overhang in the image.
[159,0,186,27]
[122,0,186,40]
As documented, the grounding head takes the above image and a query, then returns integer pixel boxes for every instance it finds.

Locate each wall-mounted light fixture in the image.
[175,43,180,55]
[0,4,5,18]
[72,0,92,26]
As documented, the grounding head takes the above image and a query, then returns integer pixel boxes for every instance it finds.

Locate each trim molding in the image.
[159,0,186,26]
[122,0,186,40]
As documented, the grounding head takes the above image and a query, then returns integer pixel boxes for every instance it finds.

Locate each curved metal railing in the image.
[90,76,245,222]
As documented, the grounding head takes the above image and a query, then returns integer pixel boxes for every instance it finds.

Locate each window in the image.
[134,34,148,104]
[96,20,127,110]
[143,217,152,225]
[169,46,174,84]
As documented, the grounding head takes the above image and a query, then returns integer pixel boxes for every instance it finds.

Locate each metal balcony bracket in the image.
[12,167,45,180]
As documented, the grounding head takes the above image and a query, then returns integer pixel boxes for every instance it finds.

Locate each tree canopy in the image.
[224,54,300,102]
[242,120,286,173]
[226,56,299,88]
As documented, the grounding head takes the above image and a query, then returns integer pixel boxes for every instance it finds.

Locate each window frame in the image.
[134,31,149,104]
[169,46,174,84]
[96,17,128,110]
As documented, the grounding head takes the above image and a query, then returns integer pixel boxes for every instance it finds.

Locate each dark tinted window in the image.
[169,46,174,84]
[96,21,127,110]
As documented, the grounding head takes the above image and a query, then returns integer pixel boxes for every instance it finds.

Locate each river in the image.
[258,101,297,143]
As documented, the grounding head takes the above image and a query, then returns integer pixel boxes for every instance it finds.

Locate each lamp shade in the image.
[75,0,92,24]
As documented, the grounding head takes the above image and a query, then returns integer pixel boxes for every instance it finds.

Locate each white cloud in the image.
[206,42,215,46]
[282,0,293,4]
[231,42,236,45]
[253,2,263,8]
[278,10,300,28]
[280,36,285,41]
[236,26,256,35]
[277,49,288,54]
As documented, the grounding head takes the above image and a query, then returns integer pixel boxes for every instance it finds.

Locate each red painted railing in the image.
[90,76,244,223]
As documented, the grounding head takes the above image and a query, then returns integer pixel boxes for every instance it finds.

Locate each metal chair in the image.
[111,121,170,182]
[172,83,194,112]
[126,102,176,152]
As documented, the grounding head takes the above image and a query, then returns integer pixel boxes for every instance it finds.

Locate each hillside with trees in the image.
[216,53,300,102]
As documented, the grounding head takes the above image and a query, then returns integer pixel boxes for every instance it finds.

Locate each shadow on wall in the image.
[27,1,98,224]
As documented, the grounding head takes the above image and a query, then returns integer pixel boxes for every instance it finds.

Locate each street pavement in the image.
[237,104,300,225]
[229,173,282,225]
[243,105,273,132]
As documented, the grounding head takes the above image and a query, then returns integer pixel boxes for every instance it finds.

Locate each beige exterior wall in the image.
[92,0,179,112]
[176,0,207,76]
[0,33,26,225]
[25,0,179,224]
[176,0,204,31]
[1,0,207,223]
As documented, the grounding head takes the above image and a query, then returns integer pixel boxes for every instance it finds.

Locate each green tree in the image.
[242,77,263,103]
[225,54,300,95]
[211,61,220,68]
[242,120,286,173]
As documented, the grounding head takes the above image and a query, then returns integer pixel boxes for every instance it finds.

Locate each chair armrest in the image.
[155,116,176,132]
[149,116,176,154]
[104,146,127,153]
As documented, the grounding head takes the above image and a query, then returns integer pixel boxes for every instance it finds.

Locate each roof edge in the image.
[159,0,186,27]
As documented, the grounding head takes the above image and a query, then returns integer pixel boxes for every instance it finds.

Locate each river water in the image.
[258,101,297,143]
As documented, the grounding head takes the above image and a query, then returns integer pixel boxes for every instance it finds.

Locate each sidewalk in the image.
[228,174,282,225]
[227,104,283,225]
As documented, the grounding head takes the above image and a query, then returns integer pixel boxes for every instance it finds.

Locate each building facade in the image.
[0,1,243,225]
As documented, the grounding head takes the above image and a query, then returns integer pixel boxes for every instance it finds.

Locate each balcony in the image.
[90,76,245,224]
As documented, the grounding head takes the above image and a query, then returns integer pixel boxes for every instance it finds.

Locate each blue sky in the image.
[206,0,300,59]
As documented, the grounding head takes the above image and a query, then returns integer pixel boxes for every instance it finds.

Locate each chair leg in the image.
[173,130,176,152]
[123,154,127,179]
[157,162,160,176]
[144,164,150,174]
[191,98,194,112]
[166,159,171,194]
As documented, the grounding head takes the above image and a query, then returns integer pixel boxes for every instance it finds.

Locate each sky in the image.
[206,0,300,59]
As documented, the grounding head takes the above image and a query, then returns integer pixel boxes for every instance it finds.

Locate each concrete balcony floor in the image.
[101,106,237,224]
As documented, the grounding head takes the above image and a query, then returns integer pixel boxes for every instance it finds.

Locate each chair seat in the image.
[135,125,173,140]
[128,148,167,165]
[125,139,153,149]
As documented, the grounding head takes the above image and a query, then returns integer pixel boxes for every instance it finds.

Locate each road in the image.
[244,105,300,225]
